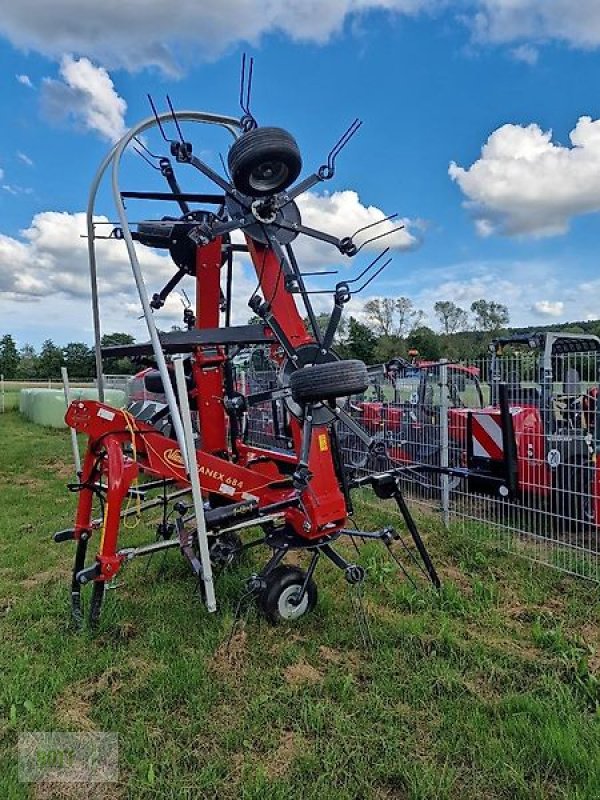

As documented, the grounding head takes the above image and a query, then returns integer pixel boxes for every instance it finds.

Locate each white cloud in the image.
[16,73,33,87]
[17,151,33,167]
[0,1,438,73]
[2,1,600,74]
[0,211,172,300]
[510,43,538,64]
[532,300,564,317]
[41,56,127,142]
[470,0,600,50]
[295,190,417,264]
[449,115,600,237]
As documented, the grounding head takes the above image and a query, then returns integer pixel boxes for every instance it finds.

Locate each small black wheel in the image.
[289,360,369,404]
[88,581,105,630]
[259,566,317,624]
[209,532,243,570]
[228,127,302,197]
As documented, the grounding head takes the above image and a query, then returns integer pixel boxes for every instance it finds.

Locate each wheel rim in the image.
[277,584,309,620]
[249,161,289,193]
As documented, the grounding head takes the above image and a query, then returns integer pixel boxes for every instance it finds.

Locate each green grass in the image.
[1,410,600,799]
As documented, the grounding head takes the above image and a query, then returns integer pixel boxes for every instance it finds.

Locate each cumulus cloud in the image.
[532,300,564,317]
[449,115,600,237]
[41,56,127,142]
[470,0,600,50]
[16,73,33,87]
[295,190,417,264]
[0,188,411,339]
[0,211,172,301]
[2,1,600,74]
[0,0,438,73]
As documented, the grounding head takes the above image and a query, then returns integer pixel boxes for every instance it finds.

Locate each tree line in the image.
[0,333,138,380]
[4,295,600,379]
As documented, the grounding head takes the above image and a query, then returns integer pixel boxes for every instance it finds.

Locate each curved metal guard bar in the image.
[86,110,241,460]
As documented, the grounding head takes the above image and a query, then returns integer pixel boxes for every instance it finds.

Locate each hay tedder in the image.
[54,61,512,630]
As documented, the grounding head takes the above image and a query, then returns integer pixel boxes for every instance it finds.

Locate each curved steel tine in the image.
[219,152,231,180]
[327,118,362,171]
[240,53,248,114]
[346,248,390,285]
[166,95,186,143]
[351,213,398,242]
[133,146,161,171]
[147,94,170,143]
[355,224,405,254]
[133,136,163,161]
[354,258,393,293]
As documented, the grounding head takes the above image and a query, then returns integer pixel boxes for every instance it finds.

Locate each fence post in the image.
[439,359,450,528]
[0,374,4,414]
[61,367,82,477]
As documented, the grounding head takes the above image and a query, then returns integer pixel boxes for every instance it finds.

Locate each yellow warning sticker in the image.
[318,433,329,452]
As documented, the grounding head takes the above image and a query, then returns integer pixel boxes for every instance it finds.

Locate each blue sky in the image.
[1,1,600,347]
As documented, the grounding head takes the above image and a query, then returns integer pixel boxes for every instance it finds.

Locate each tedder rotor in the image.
[54,60,513,632]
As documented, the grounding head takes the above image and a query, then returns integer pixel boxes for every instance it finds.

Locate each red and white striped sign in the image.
[471,412,504,460]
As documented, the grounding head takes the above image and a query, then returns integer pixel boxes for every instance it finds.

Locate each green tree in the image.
[0,334,19,378]
[16,343,38,380]
[37,339,64,379]
[63,342,95,380]
[470,299,509,333]
[363,297,424,339]
[407,326,442,360]
[101,332,137,375]
[434,300,468,335]
[340,317,377,364]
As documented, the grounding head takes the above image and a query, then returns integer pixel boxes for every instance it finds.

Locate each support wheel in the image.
[88,581,105,630]
[228,127,302,197]
[259,566,317,624]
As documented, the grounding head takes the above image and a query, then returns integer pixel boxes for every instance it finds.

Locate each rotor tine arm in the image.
[332,407,373,446]
[158,158,191,215]
[187,154,247,204]
[316,302,344,361]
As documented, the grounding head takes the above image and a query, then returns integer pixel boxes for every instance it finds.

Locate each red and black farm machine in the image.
[54,62,513,631]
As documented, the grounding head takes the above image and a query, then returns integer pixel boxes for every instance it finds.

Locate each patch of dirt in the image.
[44,459,79,479]
[13,476,45,489]
[34,780,122,800]
[442,564,472,592]
[55,658,161,731]
[209,628,248,676]
[265,730,305,779]
[283,660,322,686]
[20,569,65,590]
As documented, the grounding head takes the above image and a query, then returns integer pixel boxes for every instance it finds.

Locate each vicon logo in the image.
[163,448,185,469]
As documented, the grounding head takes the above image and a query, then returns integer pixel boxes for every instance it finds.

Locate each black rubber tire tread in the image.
[88,581,105,630]
[259,565,318,625]
[289,359,369,404]
[228,127,302,197]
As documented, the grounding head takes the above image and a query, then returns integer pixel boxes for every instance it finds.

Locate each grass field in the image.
[1,411,600,799]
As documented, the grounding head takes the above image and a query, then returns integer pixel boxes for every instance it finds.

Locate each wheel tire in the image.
[88,581,105,630]
[228,127,302,197]
[259,566,318,625]
[289,360,369,404]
